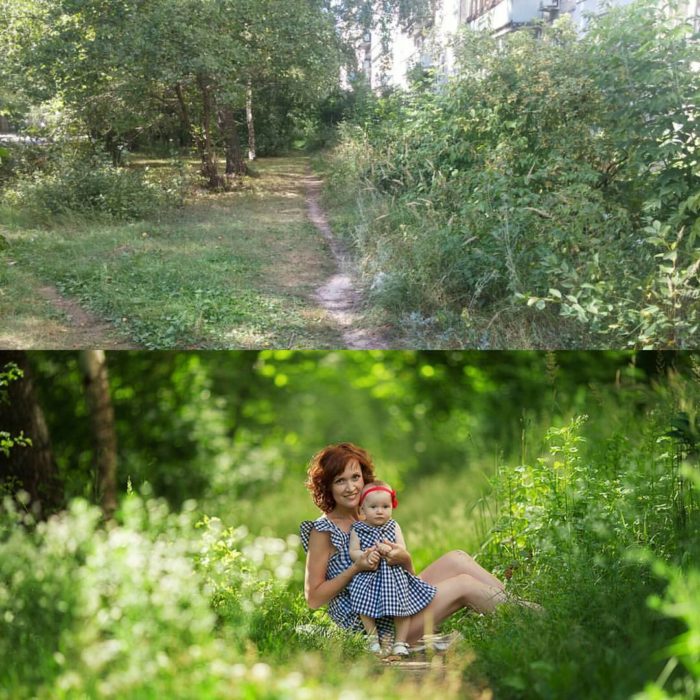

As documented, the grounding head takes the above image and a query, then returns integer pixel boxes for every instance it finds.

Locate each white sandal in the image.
[366,634,381,654]
[391,641,410,657]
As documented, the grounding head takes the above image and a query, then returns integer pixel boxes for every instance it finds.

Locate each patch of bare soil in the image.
[304,173,391,349]
[35,285,137,349]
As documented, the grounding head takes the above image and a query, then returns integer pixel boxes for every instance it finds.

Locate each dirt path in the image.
[37,285,137,348]
[304,171,391,350]
[0,276,137,349]
[2,157,388,350]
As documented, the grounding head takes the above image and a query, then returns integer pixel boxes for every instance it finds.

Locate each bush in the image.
[2,155,174,224]
[324,0,699,348]
[0,494,395,699]
[0,496,223,698]
[462,379,700,698]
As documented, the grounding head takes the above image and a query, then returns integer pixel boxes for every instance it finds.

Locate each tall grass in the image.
[459,373,700,698]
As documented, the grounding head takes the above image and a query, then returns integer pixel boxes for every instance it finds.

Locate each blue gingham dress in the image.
[348,520,436,618]
[300,516,395,637]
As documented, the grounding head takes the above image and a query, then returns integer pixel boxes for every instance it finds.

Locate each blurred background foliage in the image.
[1,350,688,523]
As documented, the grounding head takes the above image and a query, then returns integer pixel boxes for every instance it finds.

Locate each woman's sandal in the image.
[391,641,410,657]
[410,631,462,653]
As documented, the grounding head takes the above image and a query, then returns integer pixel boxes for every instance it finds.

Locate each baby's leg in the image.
[392,616,411,656]
[359,614,378,635]
[394,615,410,644]
[361,615,382,654]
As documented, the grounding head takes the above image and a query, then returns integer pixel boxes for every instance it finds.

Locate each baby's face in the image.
[361,490,393,526]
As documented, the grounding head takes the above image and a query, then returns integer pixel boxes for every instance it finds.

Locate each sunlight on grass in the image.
[0,156,344,349]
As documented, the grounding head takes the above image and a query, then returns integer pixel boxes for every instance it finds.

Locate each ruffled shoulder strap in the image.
[299,516,343,553]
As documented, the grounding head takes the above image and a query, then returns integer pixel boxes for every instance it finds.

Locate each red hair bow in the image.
[359,485,398,508]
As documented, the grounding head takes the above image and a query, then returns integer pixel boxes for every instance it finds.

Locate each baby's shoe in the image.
[391,641,410,657]
[366,634,381,655]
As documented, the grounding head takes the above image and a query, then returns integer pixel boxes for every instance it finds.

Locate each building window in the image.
[466,0,503,22]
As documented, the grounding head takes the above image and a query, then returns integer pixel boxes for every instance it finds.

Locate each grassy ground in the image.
[0,156,349,349]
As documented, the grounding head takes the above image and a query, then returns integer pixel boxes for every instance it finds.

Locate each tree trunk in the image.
[173,82,193,147]
[196,74,224,189]
[217,105,247,179]
[0,351,63,515]
[104,130,122,167]
[80,350,118,521]
[246,80,256,161]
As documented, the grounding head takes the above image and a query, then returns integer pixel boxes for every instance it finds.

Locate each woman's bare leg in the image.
[419,550,505,591]
[404,573,507,645]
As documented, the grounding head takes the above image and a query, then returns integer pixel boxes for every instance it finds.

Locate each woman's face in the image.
[330,457,364,511]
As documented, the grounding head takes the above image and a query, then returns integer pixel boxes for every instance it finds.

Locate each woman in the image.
[301,442,512,647]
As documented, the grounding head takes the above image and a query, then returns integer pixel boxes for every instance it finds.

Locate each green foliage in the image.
[0,362,32,462]
[0,492,418,699]
[2,353,700,697]
[195,514,366,660]
[17,350,675,516]
[635,515,700,698]
[463,374,700,698]
[0,495,220,698]
[324,0,699,348]
[0,0,344,169]
[2,155,176,224]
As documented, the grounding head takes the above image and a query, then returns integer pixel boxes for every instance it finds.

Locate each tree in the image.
[0,352,63,514]
[80,351,118,520]
[1,0,346,186]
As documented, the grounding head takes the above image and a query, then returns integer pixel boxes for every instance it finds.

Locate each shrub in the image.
[462,379,700,699]
[0,496,224,698]
[2,155,174,224]
[1,491,428,699]
[324,0,699,347]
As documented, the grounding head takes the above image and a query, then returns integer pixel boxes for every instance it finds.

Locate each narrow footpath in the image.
[304,170,390,349]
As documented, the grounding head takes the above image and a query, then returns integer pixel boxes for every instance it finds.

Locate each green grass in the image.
[0,156,344,349]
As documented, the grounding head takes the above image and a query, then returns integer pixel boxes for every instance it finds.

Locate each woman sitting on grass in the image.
[300,442,516,651]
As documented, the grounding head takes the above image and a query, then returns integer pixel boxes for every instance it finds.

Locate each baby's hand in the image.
[367,549,381,566]
[376,542,392,556]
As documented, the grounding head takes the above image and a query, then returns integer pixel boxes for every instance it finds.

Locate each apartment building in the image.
[361,0,699,89]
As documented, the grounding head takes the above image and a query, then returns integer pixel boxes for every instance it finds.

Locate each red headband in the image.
[359,486,398,509]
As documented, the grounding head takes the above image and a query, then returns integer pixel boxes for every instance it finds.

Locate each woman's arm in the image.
[304,528,378,609]
[348,529,362,562]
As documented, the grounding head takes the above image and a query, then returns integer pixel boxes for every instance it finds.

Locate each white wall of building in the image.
[469,0,542,36]
[360,0,698,90]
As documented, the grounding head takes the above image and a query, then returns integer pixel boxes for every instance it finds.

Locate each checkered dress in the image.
[300,516,395,638]
[348,520,436,619]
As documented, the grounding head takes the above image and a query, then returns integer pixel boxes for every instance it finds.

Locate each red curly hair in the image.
[306,442,376,513]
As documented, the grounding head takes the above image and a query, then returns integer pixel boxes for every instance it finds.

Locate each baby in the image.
[348,481,436,656]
